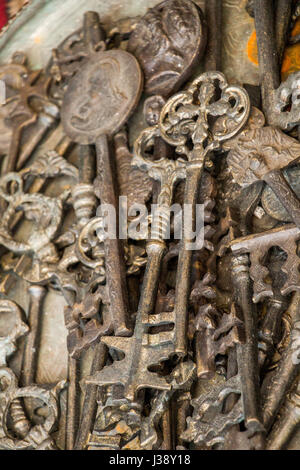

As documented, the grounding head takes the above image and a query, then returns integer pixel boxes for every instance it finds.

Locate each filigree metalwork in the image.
[0,369,65,450]
[181,375,244,448]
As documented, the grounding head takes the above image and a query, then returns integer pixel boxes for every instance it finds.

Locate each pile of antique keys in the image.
[1,0,300,451]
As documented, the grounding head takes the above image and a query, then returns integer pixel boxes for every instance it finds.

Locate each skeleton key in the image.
[158,71,250,355]
[61,40,143,338]
[140,360,196,449]
[86,125,186,401]
[253,0,300,130]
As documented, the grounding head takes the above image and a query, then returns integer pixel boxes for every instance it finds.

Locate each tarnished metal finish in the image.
[74,342,107,450]
[266,376,300,450]
[258,252,289,370]
[262,292,300,433]
[61,49,143,144]
[0,54,59,174]
[231,254,265,448]
[3,0,300,452]
[21,285,46,386]
[159,71,250,355]
[0,368,65,450]
[261,166,300,223]
[140,361,196,449]
[181,375,244,447]
[128,0,207,97]
[0,299,28,367]
[86,125,186,401]
[227,126,300,229]
[114,128,153,209]
[230,224,300,302]
[0,297,64,450]
[61,42,143,339]
[253,0,300,130]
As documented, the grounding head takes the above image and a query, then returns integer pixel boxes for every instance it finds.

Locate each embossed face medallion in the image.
[128,0,206,97]
[61,49,143,144]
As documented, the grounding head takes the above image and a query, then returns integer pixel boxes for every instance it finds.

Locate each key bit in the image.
[227,126,300,229]
[181,374,244,448]
[140,360,196,449]
[85,124,186,401]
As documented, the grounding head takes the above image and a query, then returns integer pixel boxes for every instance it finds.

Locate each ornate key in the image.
[159,71,250,355]
[85,124,186,401]
[61,41,143,338]
[0,298,64,450]
[258,251,289,370]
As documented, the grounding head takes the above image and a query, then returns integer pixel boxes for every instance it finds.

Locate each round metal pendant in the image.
[61,49,143,144]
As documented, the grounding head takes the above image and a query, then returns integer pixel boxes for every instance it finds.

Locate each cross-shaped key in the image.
[85,124,186,401]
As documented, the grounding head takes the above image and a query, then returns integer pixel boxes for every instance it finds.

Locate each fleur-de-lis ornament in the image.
[159,71,250,354]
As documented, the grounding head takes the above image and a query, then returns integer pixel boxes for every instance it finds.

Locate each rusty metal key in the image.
[61,46,143,336]
[86,125,186,401]
[159,71,250,355]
